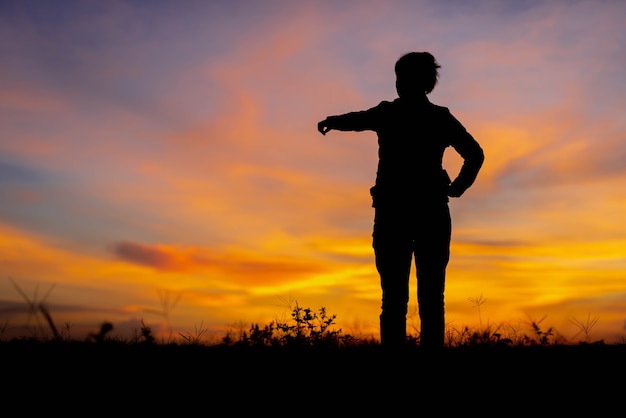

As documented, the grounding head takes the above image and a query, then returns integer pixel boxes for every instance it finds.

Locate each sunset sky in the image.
[1,0,625,344]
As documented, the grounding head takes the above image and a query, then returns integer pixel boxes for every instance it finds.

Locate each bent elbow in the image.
[476,147,485,166]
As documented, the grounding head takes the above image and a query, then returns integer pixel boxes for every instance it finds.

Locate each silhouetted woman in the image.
[318,52,484,349]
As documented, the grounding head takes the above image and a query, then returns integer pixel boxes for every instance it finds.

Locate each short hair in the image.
[394,52,441,94]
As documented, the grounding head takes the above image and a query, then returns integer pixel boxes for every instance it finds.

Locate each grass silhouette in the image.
[1,277,619,348]
[2,280,624,415]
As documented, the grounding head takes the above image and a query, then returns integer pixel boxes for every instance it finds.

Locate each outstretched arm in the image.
[318,115,353,135]
[317,106,383,136]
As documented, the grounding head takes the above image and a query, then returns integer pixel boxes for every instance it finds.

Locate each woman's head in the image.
[394,52,441,97]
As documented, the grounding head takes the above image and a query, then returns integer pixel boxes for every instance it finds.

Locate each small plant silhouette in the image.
[87,322,114,343]
[8,277,60,340]
[521,314,563,346]
[468,293,487,332]
[127,319,156,344]
[139,319,156,344]
[140,288,183,342]
[569,313,600,344]
[178,321,210,345]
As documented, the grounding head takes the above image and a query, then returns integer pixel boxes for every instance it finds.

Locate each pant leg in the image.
[372,208,414,348]
[414,204,451,349]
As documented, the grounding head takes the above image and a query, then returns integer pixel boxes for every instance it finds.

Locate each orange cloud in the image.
[110,240,333,286]
[111,241,188,271]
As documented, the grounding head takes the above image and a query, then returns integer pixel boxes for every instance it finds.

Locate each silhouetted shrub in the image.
[222,301,358,349]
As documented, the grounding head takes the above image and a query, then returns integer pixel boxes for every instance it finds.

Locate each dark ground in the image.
[3,340,624,415]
